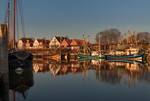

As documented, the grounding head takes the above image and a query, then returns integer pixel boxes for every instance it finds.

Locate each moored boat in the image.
[106,52,144,61]
[8,0,33,68]
[78,35,105,60]
[78,51,105,59]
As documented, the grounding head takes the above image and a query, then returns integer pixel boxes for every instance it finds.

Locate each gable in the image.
[33,39,39,45]
[61,39,70,46]
[18,40,23,45]
[49,37,60,45]
[70,40,77,45]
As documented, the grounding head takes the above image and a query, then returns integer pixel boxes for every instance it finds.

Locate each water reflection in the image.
[0,73,9,101]
[33,58,150,87]
[9,61,34,101]
[3,58,149,101]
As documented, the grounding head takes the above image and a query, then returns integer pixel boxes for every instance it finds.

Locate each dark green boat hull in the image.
[78,54,105,59]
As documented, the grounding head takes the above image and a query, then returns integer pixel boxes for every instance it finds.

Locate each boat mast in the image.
[128,30,133,44]
[120,33,124,44]
[13,0,16,48]
[83,35,85,54]
[99,35,101,51]
[133,31,137,46]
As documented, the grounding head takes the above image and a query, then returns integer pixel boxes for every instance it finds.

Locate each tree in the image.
[136,32,150,50]
[95,28,121,43]
[137,32,150,44]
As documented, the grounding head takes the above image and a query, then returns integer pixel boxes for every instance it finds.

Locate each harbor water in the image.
[8,58,150,101]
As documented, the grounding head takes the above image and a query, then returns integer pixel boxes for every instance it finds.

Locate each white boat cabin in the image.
[125,47,140,55]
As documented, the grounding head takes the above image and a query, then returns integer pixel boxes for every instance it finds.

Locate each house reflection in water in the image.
[33,58,49,73]
[32,58,150,88]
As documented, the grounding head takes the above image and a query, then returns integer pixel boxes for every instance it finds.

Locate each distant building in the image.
[70,39,84,50]
[33,39,50,49]
[61,38,71,49]
[49,36,65,48]
[17,38,34,50]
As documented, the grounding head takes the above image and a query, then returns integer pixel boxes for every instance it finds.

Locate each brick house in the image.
[61,38,71,49]
[70,39,84,50]
[33,39,50,49]
[49,36,65,48]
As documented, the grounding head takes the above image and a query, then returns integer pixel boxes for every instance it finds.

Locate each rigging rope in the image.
[18,0,25,38]
[16,0,19,40]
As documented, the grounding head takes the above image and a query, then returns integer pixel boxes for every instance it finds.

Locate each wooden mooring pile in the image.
[0,24,9,101]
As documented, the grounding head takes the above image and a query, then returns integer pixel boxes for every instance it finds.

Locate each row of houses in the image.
[17,36,86,50]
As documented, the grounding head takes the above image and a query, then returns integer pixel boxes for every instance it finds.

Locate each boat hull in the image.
[78,54,105,59]
[9,50,33,70]
[106,52,144,61]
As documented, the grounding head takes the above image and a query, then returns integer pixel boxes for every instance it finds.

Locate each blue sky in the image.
[1,0,150,43]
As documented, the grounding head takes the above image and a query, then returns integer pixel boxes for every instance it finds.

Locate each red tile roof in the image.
[70,39,88,46]
[36,39,50,44]
[61,38,72,45]
[20,38,34,44]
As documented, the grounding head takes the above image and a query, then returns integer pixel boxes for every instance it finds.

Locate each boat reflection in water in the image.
[33,58,150,88]
[96,60,149,87]
[9,61,34,101]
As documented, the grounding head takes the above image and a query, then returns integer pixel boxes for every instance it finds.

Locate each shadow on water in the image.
[0,73,9,101]
[0,60,34,101]
[9,60,34,101]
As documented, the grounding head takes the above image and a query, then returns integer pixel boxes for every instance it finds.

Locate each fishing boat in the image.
[106,41,144,61]
[8,0,33,68]
[78,35,105,60]
[106,30,145,61]
[106,51,144,61]
[78,51,105,59]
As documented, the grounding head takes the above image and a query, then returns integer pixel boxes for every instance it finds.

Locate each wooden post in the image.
[0,24,9,101]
